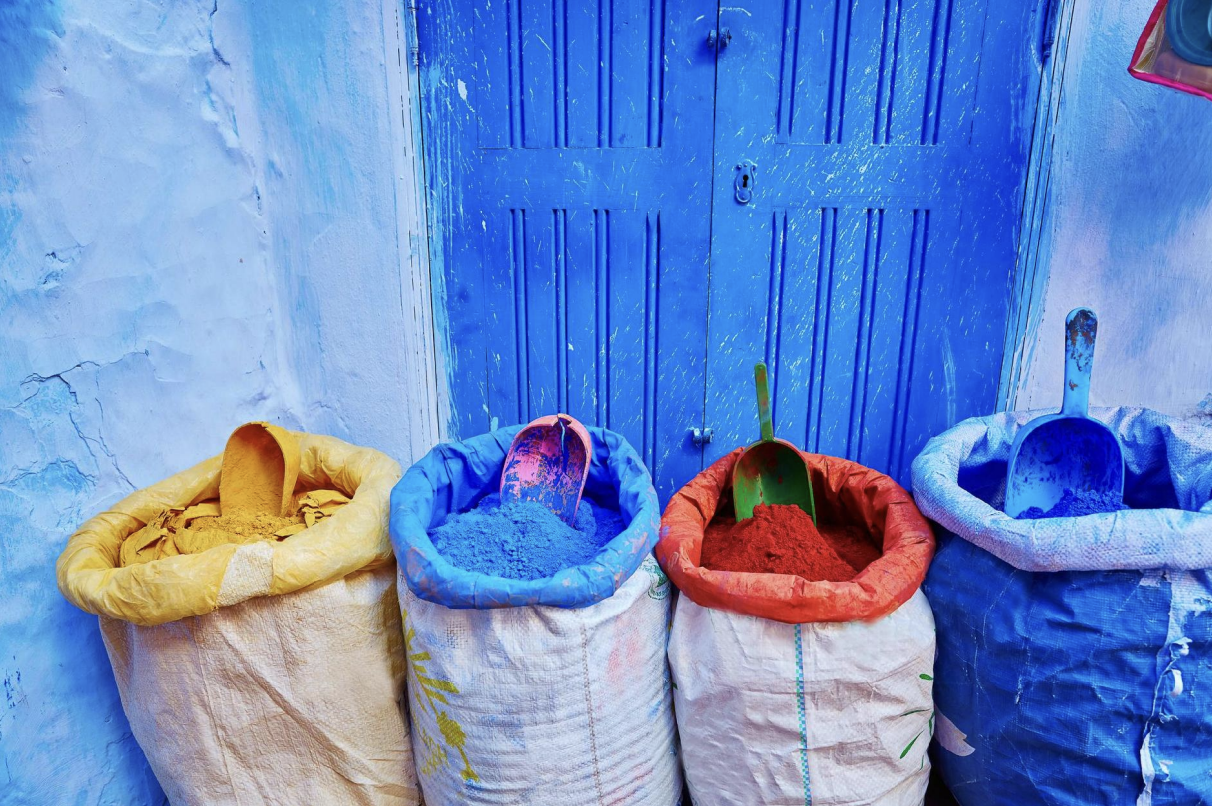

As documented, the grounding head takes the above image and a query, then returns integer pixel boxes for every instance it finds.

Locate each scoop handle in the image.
[755,362,774,442]
[1062,307,1097,416]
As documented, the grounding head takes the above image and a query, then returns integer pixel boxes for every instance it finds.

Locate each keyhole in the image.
[742,174,749,188]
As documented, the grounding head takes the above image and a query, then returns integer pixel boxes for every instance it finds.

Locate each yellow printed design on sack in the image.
[403,608,479,784]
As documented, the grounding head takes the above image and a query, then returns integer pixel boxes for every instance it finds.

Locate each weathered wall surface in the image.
[1010,0,1212,415]
[0,1,434,801]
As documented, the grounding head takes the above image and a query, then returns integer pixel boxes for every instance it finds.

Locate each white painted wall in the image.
[0,1,436,800]
[1007,0,1212,416]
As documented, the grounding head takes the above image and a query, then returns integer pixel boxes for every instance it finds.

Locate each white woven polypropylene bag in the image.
[668,590,936,806]
[101,564,420,806]
[399,554,680,806]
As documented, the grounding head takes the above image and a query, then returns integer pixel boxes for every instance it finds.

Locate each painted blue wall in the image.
[0,1,434,801]
[1009,0,1212,416]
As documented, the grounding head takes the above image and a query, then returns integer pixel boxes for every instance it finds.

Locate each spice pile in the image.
[1018,488,1129,519]
[430,493,627,580]
[120,489,350,567]
[700,503,881,582]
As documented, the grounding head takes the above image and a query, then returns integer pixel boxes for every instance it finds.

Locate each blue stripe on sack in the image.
[795,624,812,806]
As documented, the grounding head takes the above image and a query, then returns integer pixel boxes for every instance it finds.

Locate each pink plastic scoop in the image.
[500,414,592,525]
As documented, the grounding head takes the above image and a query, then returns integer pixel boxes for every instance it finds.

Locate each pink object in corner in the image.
[1130,0,1212,101]
[500,414,592,525]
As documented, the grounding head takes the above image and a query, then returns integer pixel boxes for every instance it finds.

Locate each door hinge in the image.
[405,0,420,68]
[1038,0,1060,63]
[689,427,714,446]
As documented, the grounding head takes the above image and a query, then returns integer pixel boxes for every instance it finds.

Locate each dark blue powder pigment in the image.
[430,494,627,579]
[1019,488,1129,519]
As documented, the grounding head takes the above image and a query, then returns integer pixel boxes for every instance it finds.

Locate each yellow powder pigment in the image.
[120,489,351,567]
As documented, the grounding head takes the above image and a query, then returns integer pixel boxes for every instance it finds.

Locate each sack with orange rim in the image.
[657,448,936,806]
[57,424,420,806]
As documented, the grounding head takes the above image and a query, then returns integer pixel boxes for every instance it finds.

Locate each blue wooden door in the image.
[420,0,1042,496]
[702,0,1042,483]
[417,0,718,500]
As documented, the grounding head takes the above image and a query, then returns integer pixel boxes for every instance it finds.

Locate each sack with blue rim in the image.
[390,425,679,806]
[912,407,1212,806]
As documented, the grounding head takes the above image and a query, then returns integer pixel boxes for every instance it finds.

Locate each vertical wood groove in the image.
[505,0,521,147]
[891,209,929,478]
[932,0,956,144]
[597,0,606,148]
[766,210,787,426]
[884,0,905,142]
[602,210,612,427]
[644,212,660,469]
[555,208,568,413]
[776,0,802,142]
[603,0,615,147]
[874,0,903,144]
[825,0,852,144]
[850,208,884,459]
[510,209,528,422]
[516,0,528,146]
[552,0,567,148]
[658,0,667,146]
[807,208,837,452]
[922,0,954,145]
[647,0,666,147]
[594,209,608,426]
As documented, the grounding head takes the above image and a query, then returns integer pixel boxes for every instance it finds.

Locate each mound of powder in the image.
[1018,488,1129,519]
[700,503,881,582]
[120,490,350,567]
[822,522,883,575]
[430,493,627,580]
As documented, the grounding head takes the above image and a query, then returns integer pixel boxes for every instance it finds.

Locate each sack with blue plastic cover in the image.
[912,407,1212,806]
[390,425,679,806]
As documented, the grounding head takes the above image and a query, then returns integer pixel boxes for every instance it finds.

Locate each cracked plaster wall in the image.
[0,1,437,801]
[1011,0,1212,417]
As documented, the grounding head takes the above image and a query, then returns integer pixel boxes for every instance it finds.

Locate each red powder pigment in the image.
[700,504,882,582]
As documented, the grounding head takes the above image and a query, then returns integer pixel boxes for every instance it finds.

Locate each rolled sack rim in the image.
[656,447,935,625]
[56,431,402,626]
[910,406,1212,573]
[390,424,661,610]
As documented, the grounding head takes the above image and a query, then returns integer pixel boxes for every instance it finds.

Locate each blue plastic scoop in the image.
[1004,307,1125,517]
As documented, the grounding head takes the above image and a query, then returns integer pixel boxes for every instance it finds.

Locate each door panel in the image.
[704,0,1040,484]
[420,0,717,499]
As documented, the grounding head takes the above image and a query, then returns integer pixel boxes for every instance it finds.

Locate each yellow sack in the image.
[58,431,398,626]
[57,431,421,806]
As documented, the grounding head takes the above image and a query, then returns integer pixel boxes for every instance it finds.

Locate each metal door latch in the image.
[707,28,732,50]
[689,427,714,446]
[734,160,756,204]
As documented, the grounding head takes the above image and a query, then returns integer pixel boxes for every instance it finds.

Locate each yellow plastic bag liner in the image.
[58,431,400,627]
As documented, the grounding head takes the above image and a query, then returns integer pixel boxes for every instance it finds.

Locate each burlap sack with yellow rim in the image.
[57,431,420,806]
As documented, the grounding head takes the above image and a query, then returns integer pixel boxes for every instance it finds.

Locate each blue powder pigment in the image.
[430,494,627,579]
[1019,488,1129,519]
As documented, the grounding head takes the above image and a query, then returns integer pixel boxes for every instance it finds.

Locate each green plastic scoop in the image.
[732,362,816,523]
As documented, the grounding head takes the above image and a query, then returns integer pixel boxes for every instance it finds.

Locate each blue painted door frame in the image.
[418,0,1043,497]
